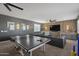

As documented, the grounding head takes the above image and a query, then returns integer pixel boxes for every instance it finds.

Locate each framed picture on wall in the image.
[7,22,15,30]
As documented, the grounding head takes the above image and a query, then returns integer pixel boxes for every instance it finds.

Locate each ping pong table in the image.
[12,35,50,56]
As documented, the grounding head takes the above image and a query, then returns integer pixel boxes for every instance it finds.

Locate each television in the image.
[50,25,60,31]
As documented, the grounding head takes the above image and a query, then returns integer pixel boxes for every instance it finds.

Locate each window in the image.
[34,24,41,32]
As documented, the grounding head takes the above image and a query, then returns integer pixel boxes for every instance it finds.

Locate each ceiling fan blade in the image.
[6,3,23,10]
[3,4,11,11]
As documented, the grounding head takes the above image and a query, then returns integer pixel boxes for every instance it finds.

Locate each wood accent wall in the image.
[42,20,77,38]
[42,23,50,31]
[62,20,76,33]
[42,20,76,33]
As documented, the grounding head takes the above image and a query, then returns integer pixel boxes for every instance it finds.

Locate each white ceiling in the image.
[0,3,79,23]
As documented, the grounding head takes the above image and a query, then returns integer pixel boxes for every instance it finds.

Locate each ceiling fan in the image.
[49,19,56,22]
[3,3,23,11]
